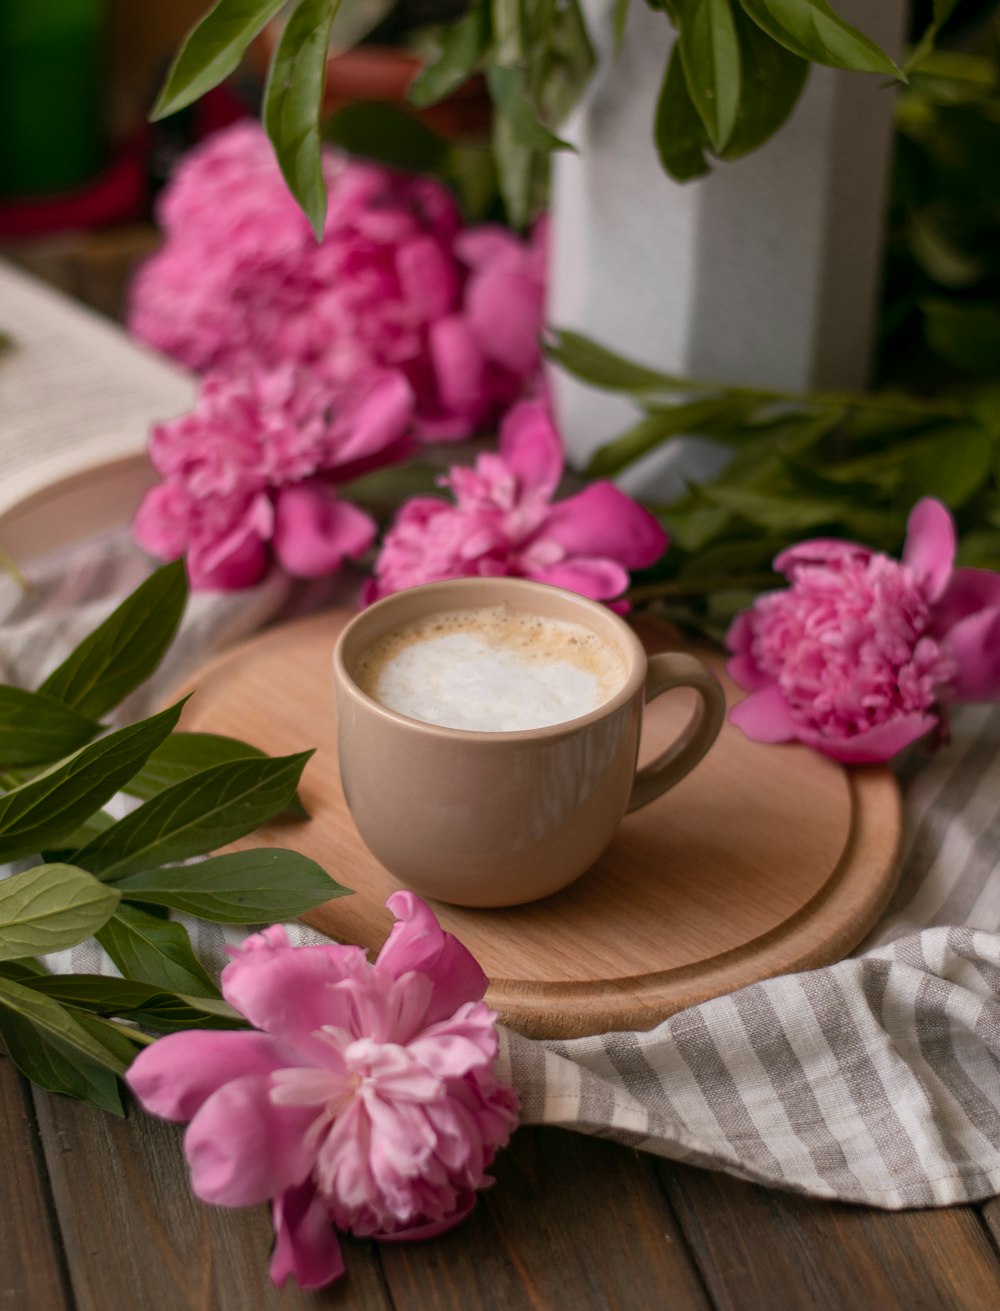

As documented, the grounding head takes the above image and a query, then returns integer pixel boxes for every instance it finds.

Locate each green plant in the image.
[547,328,1000,640]
[0,562,348,1112]
[152,0,934,230]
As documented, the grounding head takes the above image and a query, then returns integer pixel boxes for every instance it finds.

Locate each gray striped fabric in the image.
[3,539,999,1210]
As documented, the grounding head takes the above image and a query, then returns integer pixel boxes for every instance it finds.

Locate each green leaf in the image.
[487,64,575,153]
[410,5,490,107]
[126,732,307,819]
[546,328,692,392]
[116,848,348,923]
[585,399,749,476]
[263,0,341,240]
[614,0,631,50]
[654,45,712,181]
[0,974,129,1073]
[0,688,100,770]
[737,0,901,77]
[151,0,288,120]
[323,102,449,175]
[0,1005,123,1113]
[0,701,186,864]
[491,109,543,228]
[42,808,116,862]
[70,1012,152,1067]
[923,301,1000,376]
[698,484,851,531]
[903,427,993,507]
[0,865,119,961]
[906,0,959,73]
[492,0,524,65]
[721,5,809,159]
[39,561,188,720]
[675,0,741,153]
[96,906,217,997]
[18,974,246,1032]
[74,751,313,882]
[533,0,596,128]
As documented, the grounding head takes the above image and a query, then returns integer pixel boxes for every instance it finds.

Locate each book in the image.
[0,256,194,559]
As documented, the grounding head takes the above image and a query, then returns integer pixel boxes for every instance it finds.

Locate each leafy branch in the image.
[0,562,349,1114]
[154,0,913,229]
[547,327,1000,641]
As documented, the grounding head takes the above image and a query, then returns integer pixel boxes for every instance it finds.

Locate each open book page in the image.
[0,256,194,521]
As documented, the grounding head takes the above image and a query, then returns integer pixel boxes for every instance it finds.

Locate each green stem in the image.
[644,379,966,420]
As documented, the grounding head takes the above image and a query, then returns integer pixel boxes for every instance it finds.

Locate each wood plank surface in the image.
[378,1128,711,1311]
[31,1087,391,1311]
[0,1056,72,1311]
[659,1162,1000,1311]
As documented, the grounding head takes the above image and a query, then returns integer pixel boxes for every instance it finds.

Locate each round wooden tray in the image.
[173,609,902,1039]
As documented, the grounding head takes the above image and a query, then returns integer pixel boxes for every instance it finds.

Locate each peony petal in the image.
[728,684,799,744]
[272,485,376,578]
[527,557,631,602]
[126,1030,290,1122]
[184,1074,317,1208]
[943,607,1000,702]
[466,268,543,377]
[270,1182,344,1290]
[932,567,1000,636]
[902,497,956,602]
[454,224,525,272]
[222,932,371,1062]
[187,531,270,591]
[373,1191,477,1242]
[797,712,937,764]
[498,401,563,498]
[429,316,489,421]
[376,892,488,1025]
[773,538,870,579]
[328,372,416,474]
[725,611,770,691]
[407,1002,500,1078]
[395,235,459,321]
[538,482,668,571]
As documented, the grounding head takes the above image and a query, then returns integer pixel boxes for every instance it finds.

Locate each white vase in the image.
[549,0,908,496]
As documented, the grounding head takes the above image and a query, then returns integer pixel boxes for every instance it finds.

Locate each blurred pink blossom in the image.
[726,498,1000,763]
[127,893,518,1292]
[129,122,545,440]
[134,365,413,588]
[366,401,668,606]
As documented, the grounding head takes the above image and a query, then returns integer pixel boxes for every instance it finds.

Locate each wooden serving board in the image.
[173,609,902,1039]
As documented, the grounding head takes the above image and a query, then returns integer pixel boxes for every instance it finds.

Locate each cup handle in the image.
[626,652,727,814]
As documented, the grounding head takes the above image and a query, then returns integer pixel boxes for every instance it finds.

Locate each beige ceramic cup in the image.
[333,578,725,908]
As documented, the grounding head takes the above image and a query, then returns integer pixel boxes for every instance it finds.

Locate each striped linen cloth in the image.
[3,538,999,1210]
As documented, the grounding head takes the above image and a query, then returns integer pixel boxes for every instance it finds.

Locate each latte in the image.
[356,605,627,732]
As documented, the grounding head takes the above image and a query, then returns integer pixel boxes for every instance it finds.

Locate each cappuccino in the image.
[356,605,626,732]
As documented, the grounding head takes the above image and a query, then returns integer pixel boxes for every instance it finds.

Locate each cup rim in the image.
[333,578,648,742]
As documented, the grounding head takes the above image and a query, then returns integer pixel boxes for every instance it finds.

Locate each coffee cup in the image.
[333,577,725,908]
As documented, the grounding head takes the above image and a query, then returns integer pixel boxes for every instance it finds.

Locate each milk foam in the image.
[356,606,626,732]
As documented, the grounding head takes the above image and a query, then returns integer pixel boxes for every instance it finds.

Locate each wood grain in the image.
[378,1128,711,1311]
[0,1056,72,1311]
[173,608,901,1039]
[31,1087,391,1311]
[659,1163,1000,1311]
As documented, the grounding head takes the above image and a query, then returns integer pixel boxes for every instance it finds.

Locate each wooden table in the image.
[5,1051,1000,1311]
[4,245,999,1311]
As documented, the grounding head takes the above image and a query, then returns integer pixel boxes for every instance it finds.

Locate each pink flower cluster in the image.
[127,893,518,1291]
[133,366,413,588]
[366,401,668,606]
[129,121,546,442]
[727,499,1000,762]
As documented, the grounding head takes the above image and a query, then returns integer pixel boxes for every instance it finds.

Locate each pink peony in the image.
[129,123,545,440]
[133,365,414,588]
[726,498,1000,763]
[365,400,668,606]
[127,893,518,1291]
